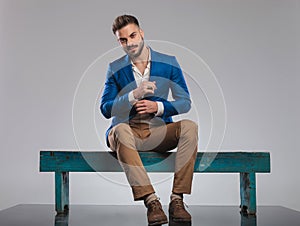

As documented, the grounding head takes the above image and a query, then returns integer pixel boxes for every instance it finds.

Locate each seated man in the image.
[100,14,198,225]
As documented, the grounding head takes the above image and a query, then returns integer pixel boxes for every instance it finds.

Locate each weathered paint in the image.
[40,151,271,173]
[240,172,256,215]
[55,172,69,214]
[40,151,271,215]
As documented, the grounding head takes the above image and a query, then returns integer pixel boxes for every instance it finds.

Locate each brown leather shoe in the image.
[169,198,191,222]
[146,199,168,225]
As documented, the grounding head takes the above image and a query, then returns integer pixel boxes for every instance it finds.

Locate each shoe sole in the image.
[170,217,191,222]
[169,211,191,222]
[148,219,168,226]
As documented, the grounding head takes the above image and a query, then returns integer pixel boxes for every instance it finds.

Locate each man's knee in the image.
[109,123,135,151]
[113,123,131,135]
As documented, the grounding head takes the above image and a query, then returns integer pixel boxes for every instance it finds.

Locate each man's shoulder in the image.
[109,54,129,71]
[151,48,179,69]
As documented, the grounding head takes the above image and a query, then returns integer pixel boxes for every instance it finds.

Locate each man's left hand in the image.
[134,100,158,114]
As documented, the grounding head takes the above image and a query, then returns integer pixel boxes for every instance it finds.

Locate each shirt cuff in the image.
[128,91,138,105]
[155,101,164,116]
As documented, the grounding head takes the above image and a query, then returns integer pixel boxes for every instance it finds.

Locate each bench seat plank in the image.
[40,151,270,173]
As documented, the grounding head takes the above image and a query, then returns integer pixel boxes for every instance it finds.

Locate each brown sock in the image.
[170,192,183,201]
[144,193,158,207]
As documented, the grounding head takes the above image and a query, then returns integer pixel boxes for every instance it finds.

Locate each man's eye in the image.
[130,34,136,38]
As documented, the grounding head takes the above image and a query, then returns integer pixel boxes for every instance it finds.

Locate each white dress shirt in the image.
[128,49,164,116]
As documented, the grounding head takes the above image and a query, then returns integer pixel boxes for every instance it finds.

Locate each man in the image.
[100,14,198,225]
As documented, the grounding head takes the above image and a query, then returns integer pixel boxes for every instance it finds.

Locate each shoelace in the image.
[174,199,189,209]
[148,200,160,211]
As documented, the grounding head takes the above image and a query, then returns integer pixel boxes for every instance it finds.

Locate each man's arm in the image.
[100,64,159,119]
[100,64,133,119]
[161,56,191,118]
[127,57,191,118]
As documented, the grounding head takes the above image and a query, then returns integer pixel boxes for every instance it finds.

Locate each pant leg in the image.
[108,119,198,198]
[171,120,198,194]
[146,120,198,194]
[108,123,155,200]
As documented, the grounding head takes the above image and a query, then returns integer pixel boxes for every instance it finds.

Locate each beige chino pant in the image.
[108,115,198,201]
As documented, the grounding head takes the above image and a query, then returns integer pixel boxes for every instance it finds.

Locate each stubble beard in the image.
[126,38,145,59]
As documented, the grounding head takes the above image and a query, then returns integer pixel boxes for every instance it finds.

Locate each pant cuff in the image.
[132,185,155,201]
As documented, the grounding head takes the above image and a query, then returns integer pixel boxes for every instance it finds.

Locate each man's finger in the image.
[135,103,146,108]
[136,107,147,112]
[136,100,147,105]
[138,110,147,114]
[145,81,156,89]
[152,81,157,90]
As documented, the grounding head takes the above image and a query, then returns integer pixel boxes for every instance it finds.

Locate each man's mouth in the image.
[128,46,138,51]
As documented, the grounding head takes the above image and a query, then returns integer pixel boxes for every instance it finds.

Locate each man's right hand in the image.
[133,81,157,99]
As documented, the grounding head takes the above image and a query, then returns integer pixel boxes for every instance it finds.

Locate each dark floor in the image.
[0,204,299,226]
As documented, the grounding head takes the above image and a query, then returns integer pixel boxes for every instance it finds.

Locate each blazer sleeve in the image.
[161,57,191,118]
[100,64,132,119]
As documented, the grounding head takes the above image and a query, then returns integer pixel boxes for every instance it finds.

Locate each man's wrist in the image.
[155,101,164,116]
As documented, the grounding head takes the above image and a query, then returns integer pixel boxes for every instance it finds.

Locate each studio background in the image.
[1,0,299,212]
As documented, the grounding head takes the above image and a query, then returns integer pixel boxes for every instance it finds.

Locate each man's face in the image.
[115,23,145,58]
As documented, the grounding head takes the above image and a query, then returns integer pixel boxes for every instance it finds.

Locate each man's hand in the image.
[133,81,156,99]
[134,100,158,114]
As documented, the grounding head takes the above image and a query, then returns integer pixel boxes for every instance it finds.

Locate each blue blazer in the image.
[100,48,191,146]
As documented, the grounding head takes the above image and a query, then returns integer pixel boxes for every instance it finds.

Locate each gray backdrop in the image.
[1,0,299,212]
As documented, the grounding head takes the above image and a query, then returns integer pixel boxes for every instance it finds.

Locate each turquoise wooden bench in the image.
[39,151,271,215]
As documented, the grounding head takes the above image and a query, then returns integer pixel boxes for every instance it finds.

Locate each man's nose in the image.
[126,39,134,47]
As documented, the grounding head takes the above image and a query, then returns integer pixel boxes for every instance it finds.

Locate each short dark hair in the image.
[112,15,140,34]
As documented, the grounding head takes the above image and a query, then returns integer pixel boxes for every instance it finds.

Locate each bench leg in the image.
[240,172,256,215]
[55,172,69,214]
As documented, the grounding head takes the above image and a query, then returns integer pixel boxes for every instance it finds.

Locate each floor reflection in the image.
[53,212,258,226]
[54,213,69,226]
[1,204,299,226]
[240,212,257,226]
[169,220,191,226]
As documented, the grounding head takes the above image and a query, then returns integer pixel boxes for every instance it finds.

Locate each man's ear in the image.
[140,29,144,39]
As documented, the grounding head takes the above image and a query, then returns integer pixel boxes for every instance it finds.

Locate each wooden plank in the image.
[40,151,270,173]
[194,152,270,173]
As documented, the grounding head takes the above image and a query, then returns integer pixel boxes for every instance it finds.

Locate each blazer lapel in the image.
[149,48,163,82]
[122,55,137,89]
